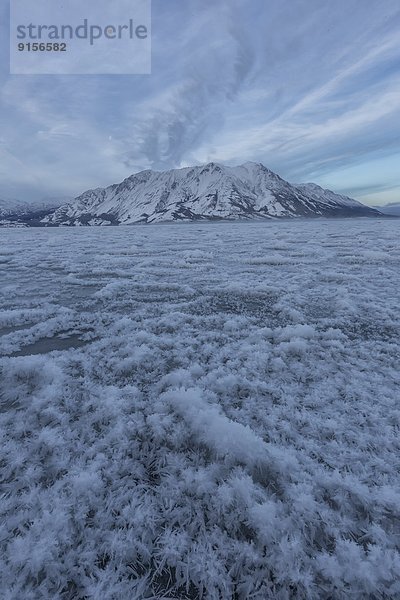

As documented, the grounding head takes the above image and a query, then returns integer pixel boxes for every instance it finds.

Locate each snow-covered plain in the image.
[1,219,399,599]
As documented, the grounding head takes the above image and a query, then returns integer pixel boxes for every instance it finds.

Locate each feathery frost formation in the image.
[1,219,399,598]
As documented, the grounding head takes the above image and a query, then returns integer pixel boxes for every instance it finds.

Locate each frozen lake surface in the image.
[1,219,399,599]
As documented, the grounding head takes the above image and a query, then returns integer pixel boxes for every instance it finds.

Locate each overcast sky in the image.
[1,0,400,205]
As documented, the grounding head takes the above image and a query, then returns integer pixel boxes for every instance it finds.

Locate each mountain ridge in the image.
[17,162,384,226]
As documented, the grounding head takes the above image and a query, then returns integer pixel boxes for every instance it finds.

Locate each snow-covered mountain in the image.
[42,162,381,225]
[0,198,31,218]
[0,197,66,227]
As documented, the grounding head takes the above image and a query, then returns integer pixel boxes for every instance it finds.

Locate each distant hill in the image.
[373,202,400,216]
[0,197,68,227]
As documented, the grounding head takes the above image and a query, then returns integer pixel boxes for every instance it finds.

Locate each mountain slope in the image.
[42,162,381,226]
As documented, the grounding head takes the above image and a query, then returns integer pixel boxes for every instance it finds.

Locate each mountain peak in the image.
[201,162,224,171]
